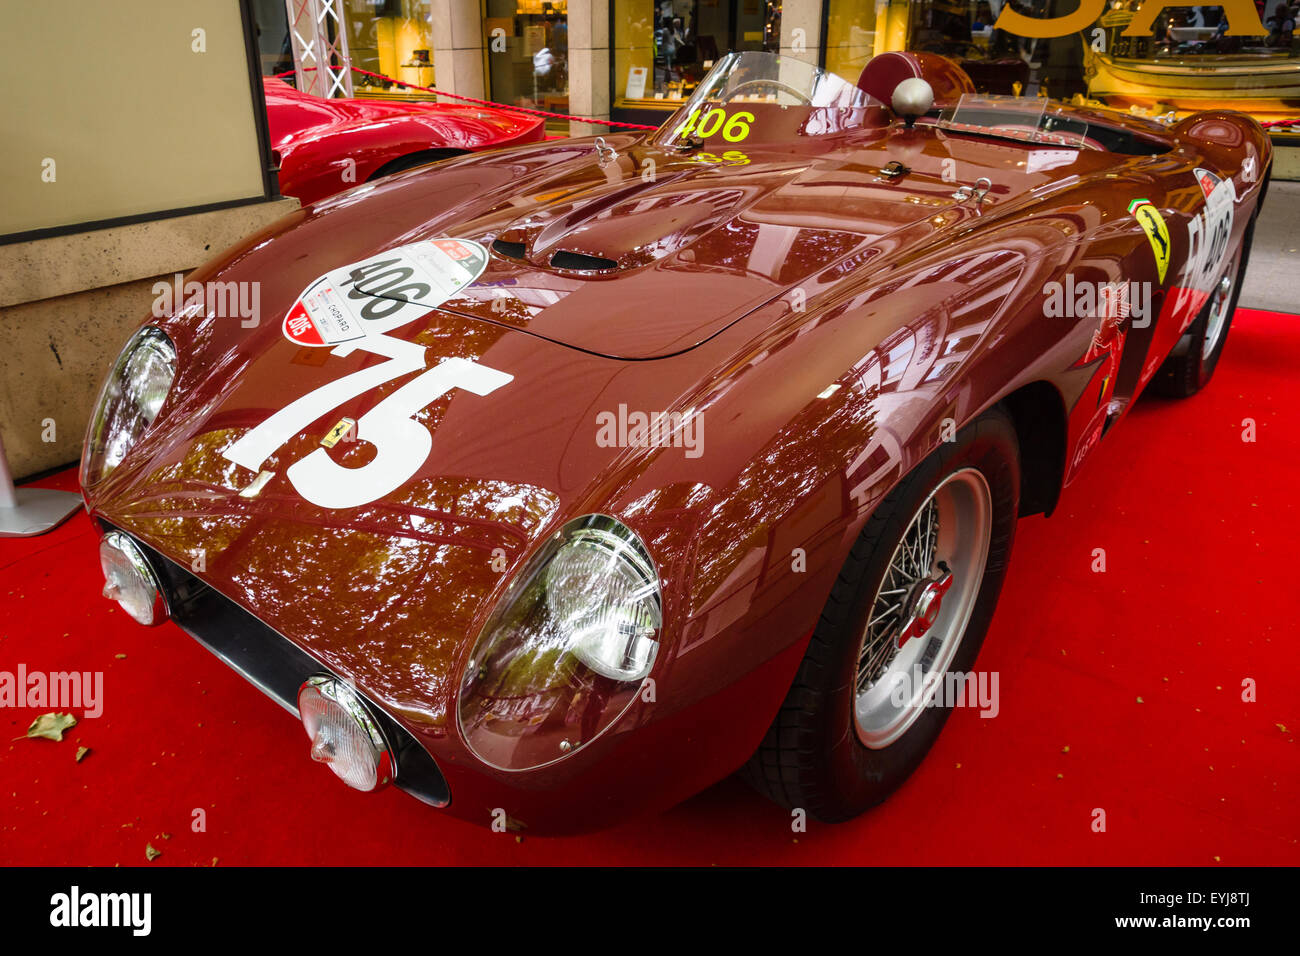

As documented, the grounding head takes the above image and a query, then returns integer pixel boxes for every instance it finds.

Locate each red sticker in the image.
[1194,167,1222,199]
[434,239,473,260]
[283,302,325,347]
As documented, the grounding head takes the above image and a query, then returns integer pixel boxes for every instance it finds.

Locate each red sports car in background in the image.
[264,77,546,205]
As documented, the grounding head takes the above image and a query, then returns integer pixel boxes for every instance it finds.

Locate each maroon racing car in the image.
[83,51,1269,832]
[264,76,545,205]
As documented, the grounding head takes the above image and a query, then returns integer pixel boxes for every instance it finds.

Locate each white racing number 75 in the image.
[222,333,512,509]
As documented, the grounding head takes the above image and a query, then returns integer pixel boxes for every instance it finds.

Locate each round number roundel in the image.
[282,238,489,348]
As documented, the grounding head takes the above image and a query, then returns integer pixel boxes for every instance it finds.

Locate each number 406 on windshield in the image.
[679,108,754,142]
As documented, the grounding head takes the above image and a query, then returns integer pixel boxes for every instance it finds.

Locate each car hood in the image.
[247,131,978,360]
[85,298,720,735]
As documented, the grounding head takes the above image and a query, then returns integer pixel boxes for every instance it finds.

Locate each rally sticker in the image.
[1171,174,1238,330]
[1193,167,1222,199]
[282,238,489,347]
[1128,199,1171,285]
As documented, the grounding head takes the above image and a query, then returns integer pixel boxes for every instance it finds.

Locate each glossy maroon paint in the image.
[85,59,1271,832]
[264,77,545,205]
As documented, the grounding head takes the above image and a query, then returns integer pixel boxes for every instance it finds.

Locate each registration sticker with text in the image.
[282,238,489,347]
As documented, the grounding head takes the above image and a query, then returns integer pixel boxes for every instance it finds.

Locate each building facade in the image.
[255,1,1300,135]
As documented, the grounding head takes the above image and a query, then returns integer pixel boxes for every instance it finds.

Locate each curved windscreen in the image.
[653,51,881,149]
[936,94,1095,149]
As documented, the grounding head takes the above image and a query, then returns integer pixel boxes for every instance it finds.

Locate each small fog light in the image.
[297,677,393,792]
[99,532,167,626]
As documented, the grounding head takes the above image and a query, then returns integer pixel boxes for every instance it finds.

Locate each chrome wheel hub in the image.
[896,565,953,649]
[1203,269,1235,360]
[854,468,993,749]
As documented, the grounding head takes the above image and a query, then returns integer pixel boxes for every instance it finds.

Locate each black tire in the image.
[744,407,1020,822]
[367,148,466,181]
[1148,217,1254,398]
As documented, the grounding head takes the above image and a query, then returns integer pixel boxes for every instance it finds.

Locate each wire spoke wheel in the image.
[853,467,992,749]
[1202,263,1237,361]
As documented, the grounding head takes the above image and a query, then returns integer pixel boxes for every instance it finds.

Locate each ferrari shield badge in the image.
[320,418,356,448]
[282,238,489,347]
[1128,199,1170,285]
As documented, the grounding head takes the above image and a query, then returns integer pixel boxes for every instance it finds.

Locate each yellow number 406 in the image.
[679,107,754,143]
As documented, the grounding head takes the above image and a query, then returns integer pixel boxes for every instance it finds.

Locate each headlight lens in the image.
[81,327,176,487]
[98,532,167,626]
[298,677,394,792]
[458,515,661,771]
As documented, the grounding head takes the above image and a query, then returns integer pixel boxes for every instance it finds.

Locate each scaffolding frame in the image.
[285,0,354,97]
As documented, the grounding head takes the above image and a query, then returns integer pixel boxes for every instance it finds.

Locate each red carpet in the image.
[2,308,1297,865]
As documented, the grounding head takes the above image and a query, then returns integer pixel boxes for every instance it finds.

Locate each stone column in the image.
[430,0,487,103]
[780,0,825,66]
[567,0,611,138]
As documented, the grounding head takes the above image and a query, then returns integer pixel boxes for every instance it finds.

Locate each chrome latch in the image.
[879,160,910,180]
[594,136,618,165]
[952,177,992,206]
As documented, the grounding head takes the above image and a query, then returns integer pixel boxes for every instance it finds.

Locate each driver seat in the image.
[856,52,975,115]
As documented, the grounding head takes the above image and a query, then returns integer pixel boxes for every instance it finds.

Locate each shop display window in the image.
[614,0,781,114]
[486,0,570,123]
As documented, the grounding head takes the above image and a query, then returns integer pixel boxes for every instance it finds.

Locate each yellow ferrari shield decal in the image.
[320,417,356,449]
[1130,200,1170,284]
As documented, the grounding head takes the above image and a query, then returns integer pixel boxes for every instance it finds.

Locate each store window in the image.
[1086,4,1299,122]
[251,0,294,76]
[826,2,1034,95]
[825,1,1299,119]
[823,0,883,83]
[907,1,1035,95]
[349,0,437,95]
[613,0,781,121]
[486,0,570,126]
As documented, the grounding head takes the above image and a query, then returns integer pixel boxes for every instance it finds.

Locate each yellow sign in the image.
[1131,201,1171,285]
[994,0,1266,38]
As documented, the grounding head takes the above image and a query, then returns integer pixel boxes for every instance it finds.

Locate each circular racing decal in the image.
[282,238,489,347]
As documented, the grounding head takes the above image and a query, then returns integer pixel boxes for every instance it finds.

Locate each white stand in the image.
[0,435,82,537]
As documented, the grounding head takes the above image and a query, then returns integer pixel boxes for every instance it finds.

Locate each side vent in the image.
[550,250,618,272]
[492,239,526,259]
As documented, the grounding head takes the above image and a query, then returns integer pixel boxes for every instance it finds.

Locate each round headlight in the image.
[458,515,661,771]
[99,532,167,626]
[81,327,176,487]
[298,677,394,792]
[544,526,660,681]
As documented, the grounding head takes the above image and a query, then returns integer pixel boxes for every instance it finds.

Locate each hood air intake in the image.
[550,250,618,272]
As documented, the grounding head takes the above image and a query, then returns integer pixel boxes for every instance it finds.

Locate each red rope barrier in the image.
[272,66,660,130]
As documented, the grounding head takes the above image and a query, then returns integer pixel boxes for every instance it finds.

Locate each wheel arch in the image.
[367,148,469,181]
[996,380,1067,518]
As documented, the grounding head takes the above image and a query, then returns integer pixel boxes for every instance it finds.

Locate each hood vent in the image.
[550,250,618,272]
[492,238,526,260]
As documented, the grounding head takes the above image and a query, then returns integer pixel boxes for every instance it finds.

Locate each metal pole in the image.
[0,439,16,510]
[0,434,83,537]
